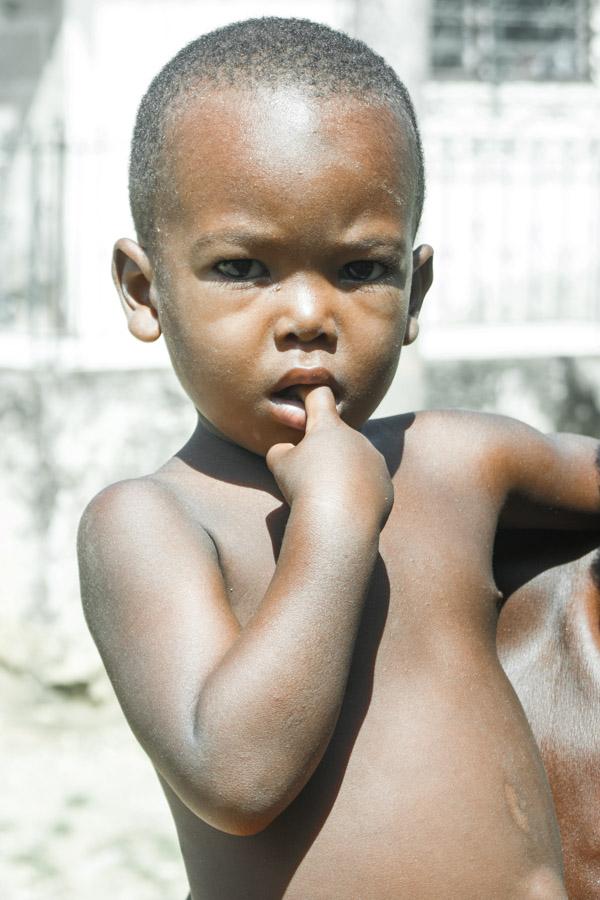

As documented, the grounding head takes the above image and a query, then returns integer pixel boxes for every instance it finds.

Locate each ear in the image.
[403,243,433,345]
[112,237,161,342]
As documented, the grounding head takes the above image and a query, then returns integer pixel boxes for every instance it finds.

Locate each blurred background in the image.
[1,1,599,897]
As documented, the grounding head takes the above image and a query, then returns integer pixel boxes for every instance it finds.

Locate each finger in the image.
[303,385,339,432]
[266,442,295,473]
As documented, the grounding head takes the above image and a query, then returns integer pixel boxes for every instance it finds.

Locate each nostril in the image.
[295,324,326,341]
[273,308,337,348]
[280,331,336,351]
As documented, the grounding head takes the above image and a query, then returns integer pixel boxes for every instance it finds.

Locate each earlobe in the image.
[404,318,419,345]
[403,243,434,346]
[112,237,162,343]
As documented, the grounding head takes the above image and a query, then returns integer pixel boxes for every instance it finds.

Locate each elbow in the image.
[178,706,302,834]
[206,778,291,835]
[171,766,289,836]
[211,810,278,837]
[186,792,283,837]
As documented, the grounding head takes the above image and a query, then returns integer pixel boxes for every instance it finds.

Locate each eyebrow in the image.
[191,231,407,257]
[191,230,271,253]
[340,237,407,256]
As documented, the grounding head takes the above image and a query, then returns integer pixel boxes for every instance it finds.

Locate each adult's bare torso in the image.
[497,538,600,899]
[152,412,563,899]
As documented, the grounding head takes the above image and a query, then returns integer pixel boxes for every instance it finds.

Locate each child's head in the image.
[113,17,433,456]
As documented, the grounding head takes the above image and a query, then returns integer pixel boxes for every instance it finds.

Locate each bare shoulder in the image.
[370,407,528,470]
[78,458,218,547]
[78,472,212,560]
[79,474,174,535]
[82,469,184,522]
[405,407,597,469]
[77,473,219,629]
[410,407,533,447]
[371,408,599,524]
[415,408,600,524]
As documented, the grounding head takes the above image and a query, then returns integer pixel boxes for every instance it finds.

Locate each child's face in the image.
[115,85,433,456]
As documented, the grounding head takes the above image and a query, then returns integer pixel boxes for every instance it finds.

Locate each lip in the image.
[271,367,341,398]
[268,367,342,431]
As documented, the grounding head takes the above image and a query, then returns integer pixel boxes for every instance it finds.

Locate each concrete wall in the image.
[426,356,600,436]
[0,367,194,687]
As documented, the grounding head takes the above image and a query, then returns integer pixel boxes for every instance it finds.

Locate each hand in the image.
[266,386,393,525]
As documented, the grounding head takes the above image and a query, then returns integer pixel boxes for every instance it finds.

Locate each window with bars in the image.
[431,0,591,82]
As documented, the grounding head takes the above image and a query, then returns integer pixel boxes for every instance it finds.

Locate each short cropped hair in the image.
[129,17,425,253]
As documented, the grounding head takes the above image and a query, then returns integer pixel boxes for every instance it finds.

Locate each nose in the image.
[273,278,338,348]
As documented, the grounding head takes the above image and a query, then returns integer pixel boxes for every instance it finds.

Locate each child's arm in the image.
[78,387,392,836]
[488,417,600,528]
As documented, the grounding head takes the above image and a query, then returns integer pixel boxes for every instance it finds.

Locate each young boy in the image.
[78,18,600,899]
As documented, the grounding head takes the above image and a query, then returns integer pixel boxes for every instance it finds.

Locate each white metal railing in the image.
[420,128,600,332]
[431,0,591,82]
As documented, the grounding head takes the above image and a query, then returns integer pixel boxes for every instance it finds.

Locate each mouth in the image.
[272,383,305,402]
[269,368,341,430]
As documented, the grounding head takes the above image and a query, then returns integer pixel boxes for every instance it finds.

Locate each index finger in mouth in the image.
[303,385,340,430]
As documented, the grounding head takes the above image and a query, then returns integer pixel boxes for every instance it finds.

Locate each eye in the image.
[215,259,268,280]
[341,260,387,283]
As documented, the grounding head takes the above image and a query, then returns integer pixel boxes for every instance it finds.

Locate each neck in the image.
[175,411,281,495]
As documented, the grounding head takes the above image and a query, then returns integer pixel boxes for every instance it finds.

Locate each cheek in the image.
[157,284,269,428]
[359,342,402,396]
[161,292,257,380]
[347,290,407,360]
[341,292,406,410]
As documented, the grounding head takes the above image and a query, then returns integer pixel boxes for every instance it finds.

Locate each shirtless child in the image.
[78,18,600,899]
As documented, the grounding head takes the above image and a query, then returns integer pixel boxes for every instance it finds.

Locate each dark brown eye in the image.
[342,261,386,282]
[215,259,267,279]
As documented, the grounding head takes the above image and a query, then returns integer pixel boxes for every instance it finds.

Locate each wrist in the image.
[291,493,384,537]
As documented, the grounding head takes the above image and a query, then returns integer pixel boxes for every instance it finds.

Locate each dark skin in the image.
[79,85,600,898]
[496,534,600,899]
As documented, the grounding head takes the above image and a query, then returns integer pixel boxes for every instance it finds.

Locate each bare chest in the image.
[172,492,554,899]
[168,476,558,898]
[209,478,501,649]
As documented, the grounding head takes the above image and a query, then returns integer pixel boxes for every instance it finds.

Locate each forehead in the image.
[161,85,416,242]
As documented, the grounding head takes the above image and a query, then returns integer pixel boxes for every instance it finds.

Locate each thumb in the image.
[304,385,339,432]
[266,442,295,473]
